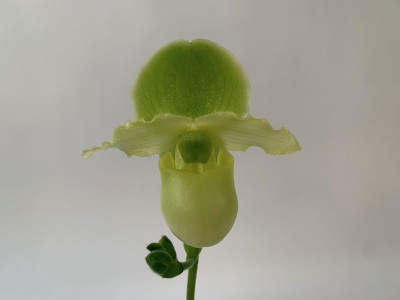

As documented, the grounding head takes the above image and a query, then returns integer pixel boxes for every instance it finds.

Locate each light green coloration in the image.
[83,39,301,300]
[196,112,301,154]
[82,112,300,159]
[82,39,301,247]
[159,149,238,248]
[82,114,192,158]
[132,39,250,120]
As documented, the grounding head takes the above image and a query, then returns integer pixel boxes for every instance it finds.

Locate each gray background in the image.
[1,1,399,299]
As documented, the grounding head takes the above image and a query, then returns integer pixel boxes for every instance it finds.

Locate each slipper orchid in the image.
[83,39,300,248]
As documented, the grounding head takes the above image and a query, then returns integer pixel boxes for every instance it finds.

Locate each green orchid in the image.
[83,39,300,298]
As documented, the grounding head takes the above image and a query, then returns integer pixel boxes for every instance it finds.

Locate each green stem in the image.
[184,244,202,300]
[186,259,198,300]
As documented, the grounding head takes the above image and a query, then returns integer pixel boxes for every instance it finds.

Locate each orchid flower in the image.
[83,39,300,296]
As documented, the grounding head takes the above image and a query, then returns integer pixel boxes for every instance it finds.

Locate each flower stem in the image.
[186,259,198,300]
[184,244,202,300]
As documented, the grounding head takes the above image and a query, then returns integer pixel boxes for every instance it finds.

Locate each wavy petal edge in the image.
[195,112,301,155]
[82,114,192,158]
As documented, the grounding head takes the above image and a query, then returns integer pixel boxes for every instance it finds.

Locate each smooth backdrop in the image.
[1,1,399,299]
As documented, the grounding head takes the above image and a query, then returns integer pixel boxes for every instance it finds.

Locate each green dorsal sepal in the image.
[132,39,250,120]
[177,131,212,164]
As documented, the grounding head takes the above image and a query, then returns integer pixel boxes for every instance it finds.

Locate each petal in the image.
[195,112,301,154]
[82,114,192,158]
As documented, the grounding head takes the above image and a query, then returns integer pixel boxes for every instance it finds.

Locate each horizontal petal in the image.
[195,112,300,154]
[82,114,192,158]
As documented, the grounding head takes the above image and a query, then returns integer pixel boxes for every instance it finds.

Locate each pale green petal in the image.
[195,112,301,155]
[82,114,192,158]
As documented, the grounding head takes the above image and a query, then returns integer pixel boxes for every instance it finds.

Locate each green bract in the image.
[83,39,300,248]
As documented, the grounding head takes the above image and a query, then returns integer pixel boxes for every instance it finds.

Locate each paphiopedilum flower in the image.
[83,39,300,248]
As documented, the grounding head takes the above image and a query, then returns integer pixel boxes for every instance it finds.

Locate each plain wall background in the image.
[1,1,399,299]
